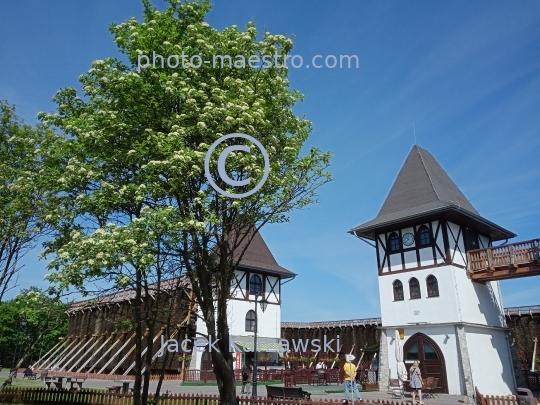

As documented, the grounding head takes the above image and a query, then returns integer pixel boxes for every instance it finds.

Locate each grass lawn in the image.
[0,376,45,388]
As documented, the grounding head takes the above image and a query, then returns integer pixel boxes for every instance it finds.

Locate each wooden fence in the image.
[42,371,182,382]
[476,386,539,405]
[0,387,402,405]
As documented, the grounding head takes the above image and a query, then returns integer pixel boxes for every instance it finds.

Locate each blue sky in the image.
[1,1,539,321]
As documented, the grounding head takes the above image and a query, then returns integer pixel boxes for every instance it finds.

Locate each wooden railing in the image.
[467,238,540,281]
[182,368,343,384]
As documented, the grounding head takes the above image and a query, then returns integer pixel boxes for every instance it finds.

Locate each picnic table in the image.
[67,377,85,390]
[114,380,133,394]
[44,376,64,390]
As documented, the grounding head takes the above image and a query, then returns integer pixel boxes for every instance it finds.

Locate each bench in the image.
[266,386,311,400]
[23,369,39,379]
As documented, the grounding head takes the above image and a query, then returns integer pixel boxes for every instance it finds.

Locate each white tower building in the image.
[192,231,295,370]
[350,146,518,399]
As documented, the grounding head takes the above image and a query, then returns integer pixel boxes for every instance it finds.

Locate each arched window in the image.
[245,310,257,332]
[409,277,421,299]
[418,225,431,246]
[426,275,439,297]
[393,280,404,301]
[249,275,262,294]
[388,232,401,252]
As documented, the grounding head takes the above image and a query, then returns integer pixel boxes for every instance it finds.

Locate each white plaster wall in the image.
[192,300,280,369]
[384,326,463,395]
[379,265,459,326]
[419,247,433,267]
[447,222,466,267]
[231,270,246,298]
[465,326,514,395]
[404,250,417,269]
[434,221,445,264]
[381,264,506,328]
[265,275,280,303]
[479,235,490,249]
[227,299,281,338]
[453,268,505,327]
[390,253,402,271]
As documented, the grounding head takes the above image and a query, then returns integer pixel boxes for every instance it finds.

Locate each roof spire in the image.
[350,146,515,241]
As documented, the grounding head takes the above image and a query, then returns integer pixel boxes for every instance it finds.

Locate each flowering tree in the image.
[39,1,331,404]
[0,100,48,303]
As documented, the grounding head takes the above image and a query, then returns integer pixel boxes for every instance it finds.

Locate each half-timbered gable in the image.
[353,146,512,275]
[195,230,295,370]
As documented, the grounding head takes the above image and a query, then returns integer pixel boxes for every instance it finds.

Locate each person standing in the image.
[343,355,363,402]
[409,361,424,405]
[241,363,252,394]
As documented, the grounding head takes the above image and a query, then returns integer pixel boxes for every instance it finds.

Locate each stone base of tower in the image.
[382,324,515,397]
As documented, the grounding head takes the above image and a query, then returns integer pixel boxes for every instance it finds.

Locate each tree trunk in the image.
[212,349,237,405]
[133,270,143,405]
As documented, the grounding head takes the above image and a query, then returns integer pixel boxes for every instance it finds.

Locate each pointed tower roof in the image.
[235,230,295,278]
[350,145,515,241]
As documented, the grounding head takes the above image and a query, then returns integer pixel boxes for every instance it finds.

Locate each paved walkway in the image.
[0,370,467,405]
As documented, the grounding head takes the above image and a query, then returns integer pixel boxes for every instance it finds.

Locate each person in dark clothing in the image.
[241,363,252,394]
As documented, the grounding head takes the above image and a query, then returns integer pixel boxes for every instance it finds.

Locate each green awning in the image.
[234,338,280,352]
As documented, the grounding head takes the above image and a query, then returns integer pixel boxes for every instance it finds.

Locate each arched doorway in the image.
[201,350,213,370]
[403,333,448,393]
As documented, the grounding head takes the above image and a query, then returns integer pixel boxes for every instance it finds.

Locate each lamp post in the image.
[252,291,268,398]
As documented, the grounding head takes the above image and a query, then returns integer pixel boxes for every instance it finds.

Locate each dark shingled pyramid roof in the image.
[235,230,295,278]
[351,145,515,241]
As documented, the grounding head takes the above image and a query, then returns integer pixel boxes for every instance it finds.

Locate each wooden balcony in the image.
[467,238,540,282]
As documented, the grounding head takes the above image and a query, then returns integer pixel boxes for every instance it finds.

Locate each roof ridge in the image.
[416,146,442,202]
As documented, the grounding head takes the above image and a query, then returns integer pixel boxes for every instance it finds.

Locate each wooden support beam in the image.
[33,339,64,369]
[66,335,102,372]
[75,334,108,372]
[471,264,540,282]
[51,337,85,370]
[97,332,136,374]
[109,329,151,375]
[60,336,95,371]
[139,328,180,375]
[41,338,77,370]
[87,333,122,373]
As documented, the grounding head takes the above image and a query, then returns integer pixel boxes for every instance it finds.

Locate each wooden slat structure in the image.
[467,238,540,282]
[281,317,382,329]
[504,305,540,317]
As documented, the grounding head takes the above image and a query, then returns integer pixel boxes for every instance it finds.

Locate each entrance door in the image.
[403,333,448,393]
[201,350,213,370]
